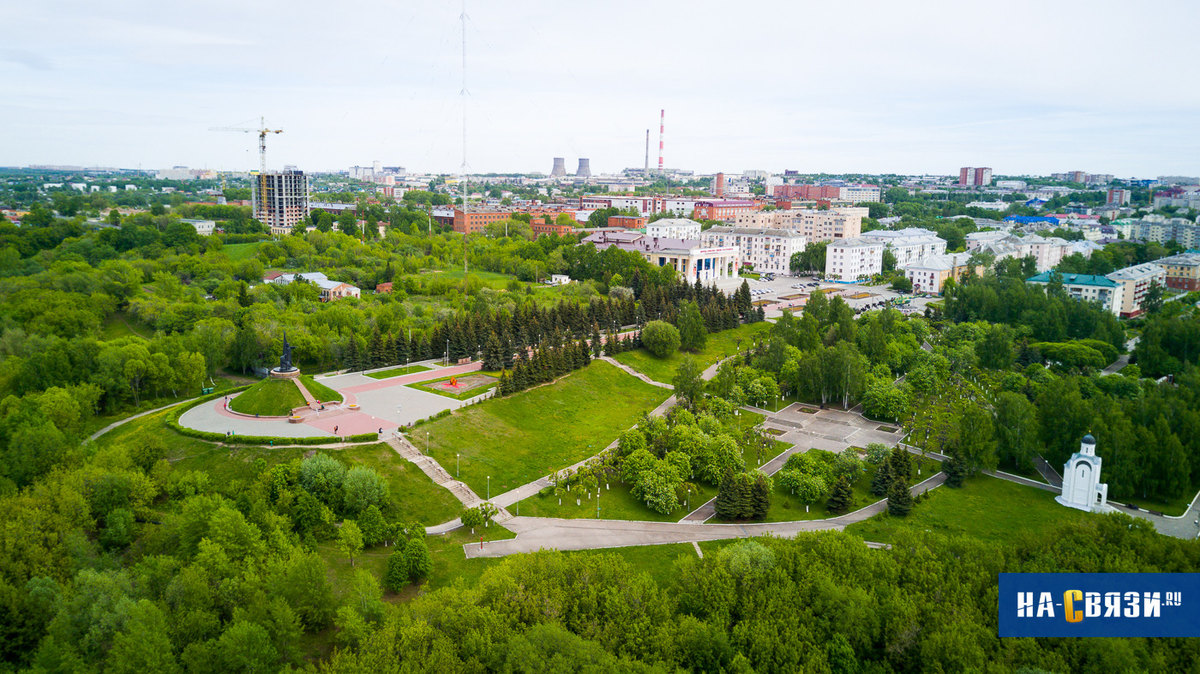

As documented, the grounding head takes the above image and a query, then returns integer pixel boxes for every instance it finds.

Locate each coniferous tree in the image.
[482,333,502,371]
[751,472,771,519]
[395,333,410,365]
[714,469,738,520]
[887,476,914,516]
[591,325,602,359]
[870,459,893,497]
[826,475,853,514]
[944,453,968,488]
[368,330,386,369]
[501,333,514,369]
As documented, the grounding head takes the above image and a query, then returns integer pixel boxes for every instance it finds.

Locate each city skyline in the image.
[3,0,1199,177]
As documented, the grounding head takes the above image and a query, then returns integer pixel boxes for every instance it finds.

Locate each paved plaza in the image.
[177,361,487,438]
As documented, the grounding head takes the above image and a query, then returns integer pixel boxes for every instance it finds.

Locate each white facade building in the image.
[582,231,739,283]
[701,226,806,276]
[902,252,976,295]
[860,228,947,266]
[839,185,882,202]
[1056,435,1112,514]
[646,218,702,239]
[825,237,885,281]
[1105,262,1166,318]
[1026,272,1123,315]
[181,219,216,236]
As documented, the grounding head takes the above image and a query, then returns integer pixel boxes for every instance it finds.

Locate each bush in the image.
[641,320,681,358]
[167,393,378,445]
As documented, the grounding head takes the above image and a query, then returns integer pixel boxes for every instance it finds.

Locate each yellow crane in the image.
[209,117,283,175]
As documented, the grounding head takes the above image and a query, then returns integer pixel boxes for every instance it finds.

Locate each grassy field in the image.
[229,378,307,416]
[334,443,463,526]
[845,473,1095,545]
[407,372,498,400]
[563,543,700,588]
[299,374,343,403]
[421,361,671,497]
[613,322,771,384]
[365,364,431,379]
[517,478,718,522]
[1112,489,1198,517]
[101,311,153,340]
[222,242,262,261]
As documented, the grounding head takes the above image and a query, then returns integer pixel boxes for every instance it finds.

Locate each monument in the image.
[1055,433,1113,513]
[269,332,302,380]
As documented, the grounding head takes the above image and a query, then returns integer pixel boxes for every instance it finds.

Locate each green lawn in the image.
[101,311,152,340]
[407,372,499,401]
[421,361,671,497]
[517,479,718,522]
[334,443,461,526]
[230,378,308,416]
[222,242,262,261]
[845,473,1095,545]
[564,543,699,588]
[365,364,432,379]
[1113,489,1198,517]
[300,374,343,403]
[613,322,771,384]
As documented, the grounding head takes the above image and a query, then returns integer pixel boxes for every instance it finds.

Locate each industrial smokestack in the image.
[550,157,566,177]
[644,129,650,172]
[715,172,725,198]
[657,109,665,173]
[576,158,591,178]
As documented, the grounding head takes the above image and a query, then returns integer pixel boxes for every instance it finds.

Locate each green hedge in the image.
[167,388,378,446]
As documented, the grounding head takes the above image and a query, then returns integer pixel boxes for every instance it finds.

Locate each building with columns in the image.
[582,230,739,283]
[701,226,807,276]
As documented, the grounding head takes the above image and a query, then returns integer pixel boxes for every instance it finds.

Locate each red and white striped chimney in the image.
[657,109,665,172]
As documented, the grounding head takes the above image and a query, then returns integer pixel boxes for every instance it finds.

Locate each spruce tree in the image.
[591,325,602,359]
[944,453,968,488]
[345,337,361,372]
[870,460,893,497]
[395,333,410,365]
[483,333,502,371]
[826,475,853,514]
[368,330,386,369]
[714,469,737,520]
[887,476,913,516]
[751,472,771,519]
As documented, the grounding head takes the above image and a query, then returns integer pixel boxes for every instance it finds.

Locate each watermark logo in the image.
[1000,574,1200,637]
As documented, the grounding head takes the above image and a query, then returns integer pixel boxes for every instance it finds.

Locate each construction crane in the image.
[209,117,283,174]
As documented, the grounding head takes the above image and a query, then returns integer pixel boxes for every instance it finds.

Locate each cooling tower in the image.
[550,157,566,177]
[576,158,591,177]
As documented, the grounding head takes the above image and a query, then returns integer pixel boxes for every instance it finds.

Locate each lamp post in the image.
[426,431,429,456]
[487,475,491,501]
[456,453,460,478]
[445,338,450,366]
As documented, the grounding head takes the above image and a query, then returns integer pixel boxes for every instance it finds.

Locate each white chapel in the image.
[1055,433,1113,514]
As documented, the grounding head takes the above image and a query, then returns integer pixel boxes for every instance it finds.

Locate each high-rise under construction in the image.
[253,170,308,235]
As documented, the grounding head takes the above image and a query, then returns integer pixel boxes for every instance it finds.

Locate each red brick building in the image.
[692,199,759,221]
[531,218,575,238]
[608,215,647,229]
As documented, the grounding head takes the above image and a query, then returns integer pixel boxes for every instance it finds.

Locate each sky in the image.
[3,0,1199,178]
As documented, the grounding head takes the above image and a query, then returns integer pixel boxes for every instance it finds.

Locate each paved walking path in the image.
[598,356,673,389]
[465,473,947,558]
[384,434,514,534]
[88,397,202,442]
[1033,455,1064,488]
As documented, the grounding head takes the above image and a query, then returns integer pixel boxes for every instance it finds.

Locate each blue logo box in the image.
[999,573,1200,637]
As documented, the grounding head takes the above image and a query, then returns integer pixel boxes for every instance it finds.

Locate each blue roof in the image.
[1004,215,1059,225]
[1027,272,1117,287]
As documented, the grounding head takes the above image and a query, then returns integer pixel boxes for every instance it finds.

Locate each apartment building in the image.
[691,199,760,221]
[647,218,701,239]
[1026,272,1122,315]
[958,167,993,186]
[701,226,806,276]
[859,228,947,266]
[1156,252,1200,291]
[253,170,308,235]
[1105,262,1166,317]
[825,238,885,281]
[902,252,977,295]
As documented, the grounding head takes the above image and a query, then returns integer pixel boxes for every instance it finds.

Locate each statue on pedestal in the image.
[279,332,296,373]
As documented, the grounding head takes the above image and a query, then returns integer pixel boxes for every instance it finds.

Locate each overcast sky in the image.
[3,0,1198,177]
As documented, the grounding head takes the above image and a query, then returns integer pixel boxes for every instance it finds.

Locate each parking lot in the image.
[740,274,937,318]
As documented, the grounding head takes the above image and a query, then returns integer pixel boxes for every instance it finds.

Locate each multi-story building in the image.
[1105,262,1166,317]
[607,215,647,229]
[860,228,947,266]
[691,199,759,221]
[582,230,739,283]
[839,184,882,202]
[1156,252,1200,291]
[771,184,881,202]
[1151,186,1200,210]
[970,233,1077,272]
[1106,188,1132,206]
[453,209,511,234]
[253,170,308,235]
[181,219,216,236]
[1112,216,1200,248]
[647,218,702,239]
[902,252,976,295]
[791,207,867,242]
[531,218,575,238]
[1026,272,1122,315]
[701,226,806,276]
[958,167,993,186]
[825,238,885,281]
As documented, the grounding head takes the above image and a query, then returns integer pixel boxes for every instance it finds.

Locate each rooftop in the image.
[1026,272,1118,288]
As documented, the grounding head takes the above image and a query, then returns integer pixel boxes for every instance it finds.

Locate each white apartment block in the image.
[181,219,216,236]
[1113,216,1200,249]
[902,252,976,295]
[840,185,882,202]
[860,228,947,266]
[701,226,806,276]
[1105,262,1166,318]
[971,233,1077,272]
[825,238,885,281]
[646,218,702,239]
[1027,272,1123,316]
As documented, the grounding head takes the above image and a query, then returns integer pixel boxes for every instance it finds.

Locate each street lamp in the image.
[456,453,460,478]
[426,431,429,456]
[487,475,491,501]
